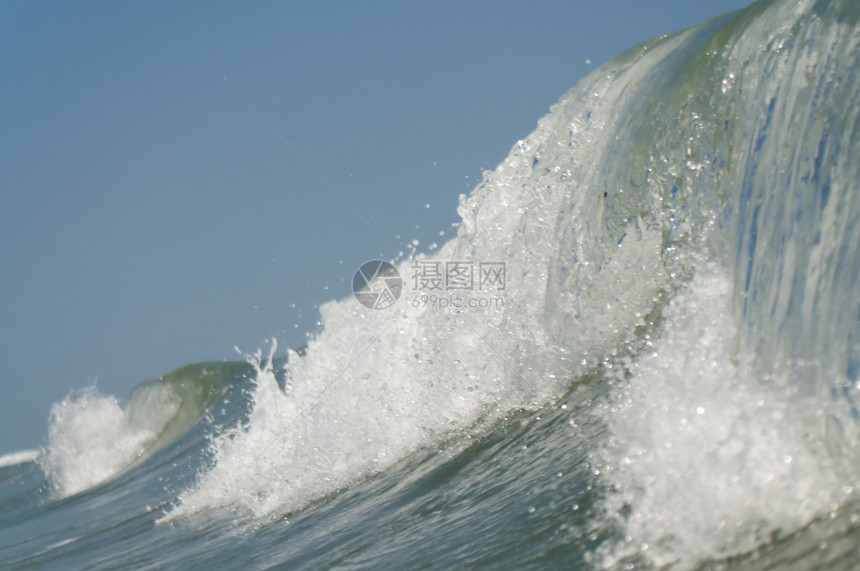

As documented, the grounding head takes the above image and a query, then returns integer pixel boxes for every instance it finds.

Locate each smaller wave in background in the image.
[38,361,248,497]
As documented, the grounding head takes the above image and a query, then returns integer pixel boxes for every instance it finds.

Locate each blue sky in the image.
[0,0,752,454]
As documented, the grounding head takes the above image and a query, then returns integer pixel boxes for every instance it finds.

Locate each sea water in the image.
[2,0,859,568]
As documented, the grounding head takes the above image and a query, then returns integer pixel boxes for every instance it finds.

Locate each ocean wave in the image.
[165,1,860,567]
[23,0,860,567]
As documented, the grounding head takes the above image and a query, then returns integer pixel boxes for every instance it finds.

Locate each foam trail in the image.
[0,449,40,468]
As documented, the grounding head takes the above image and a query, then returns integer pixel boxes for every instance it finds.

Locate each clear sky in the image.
[0,0,753,454]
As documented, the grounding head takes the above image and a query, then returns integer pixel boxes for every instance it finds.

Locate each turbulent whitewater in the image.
[2,0,859,568]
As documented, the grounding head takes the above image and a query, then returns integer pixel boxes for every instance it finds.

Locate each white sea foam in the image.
[0,449,40,468]
[594,264,856,569]
[164,36,687,522]
[40,384,180,497]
